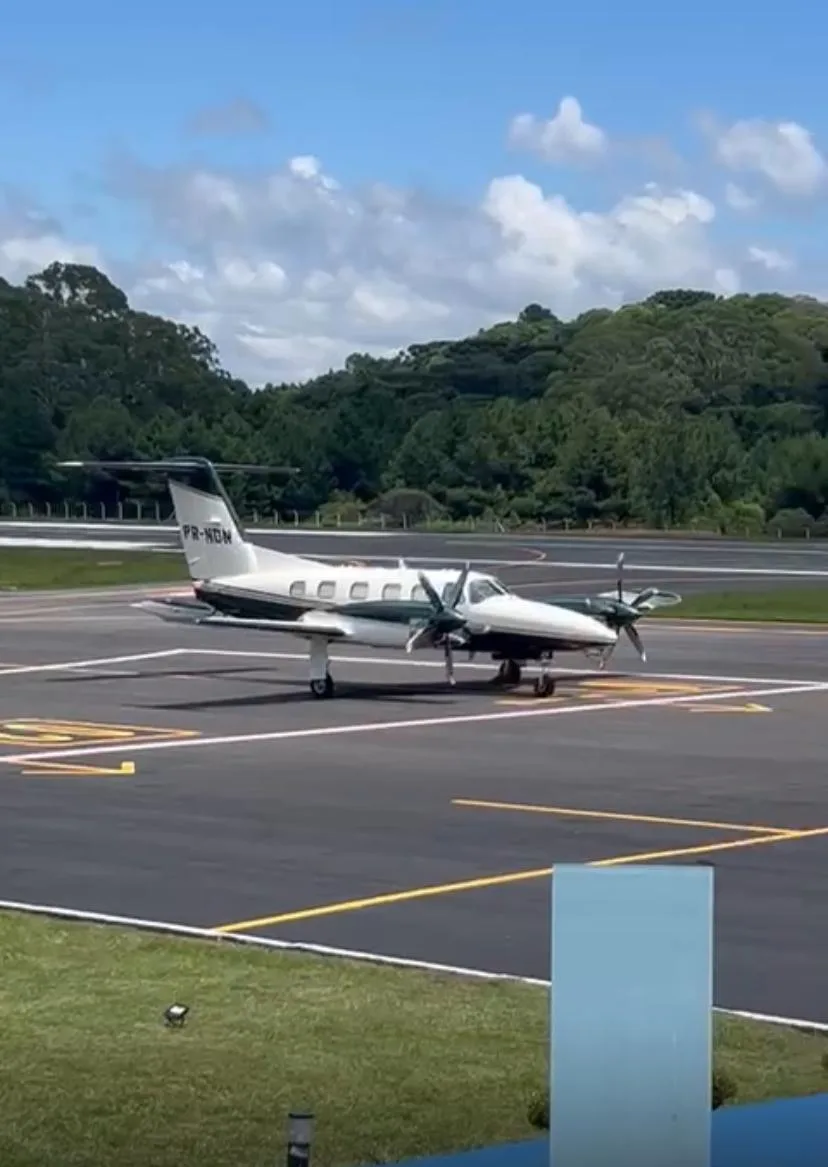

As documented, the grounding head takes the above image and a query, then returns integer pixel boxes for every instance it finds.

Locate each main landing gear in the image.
[493,657,557,698]
[308,636,335,699]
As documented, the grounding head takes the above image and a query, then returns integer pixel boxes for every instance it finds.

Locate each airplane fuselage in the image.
[191,563,618,657]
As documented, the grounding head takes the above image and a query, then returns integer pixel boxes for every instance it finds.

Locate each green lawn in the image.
[653,587,828,623]
[0,547,189,590]
[0,912,826,1167]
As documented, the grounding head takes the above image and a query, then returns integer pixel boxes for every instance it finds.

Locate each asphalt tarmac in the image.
[1,581,827,1022]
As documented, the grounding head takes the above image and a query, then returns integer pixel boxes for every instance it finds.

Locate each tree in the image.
[2,266,828,532]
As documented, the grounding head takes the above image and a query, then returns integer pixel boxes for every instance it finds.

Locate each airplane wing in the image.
[133,598,350,639]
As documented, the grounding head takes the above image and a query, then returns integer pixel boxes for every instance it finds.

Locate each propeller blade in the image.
[624,623,647,662]
[417,570,445,612]
[444,640,456,685]
[630,586,659,608]
[616,552,624,602]
[406,623,435,653]
[446,562,471,610]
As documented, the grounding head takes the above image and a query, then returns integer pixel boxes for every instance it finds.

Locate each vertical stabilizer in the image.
[58,456,307,582]
[168,478,258,579]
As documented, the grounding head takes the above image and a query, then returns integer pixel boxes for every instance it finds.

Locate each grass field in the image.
[654,587,828,623]
[0,547,189,590]
[1,912,826,1167]
[3,546,828,626]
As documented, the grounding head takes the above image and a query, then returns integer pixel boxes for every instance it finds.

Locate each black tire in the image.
[534,674,555,698]
[310,674,334,698]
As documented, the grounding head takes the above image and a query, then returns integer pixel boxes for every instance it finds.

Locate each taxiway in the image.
[4,521,828,597]
[1,585,827,1022]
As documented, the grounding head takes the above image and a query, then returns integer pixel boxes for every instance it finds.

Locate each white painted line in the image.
[0,615,144,625]
[4,525,828,573]
[0,599,163,619]
[714,1006,828,1033]
[0,584,188,602]
[0,649,186,678]
[0,899,825,1032]
[180,648,826,689]
[0,521,390,537]
[636,620,828,636]
[0,536,171,550]
[530,559,828,578]
[245,554,828,575]
[2,681,824,766]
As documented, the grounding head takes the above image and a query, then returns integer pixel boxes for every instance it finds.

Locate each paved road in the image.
[0,604,826,1021]
[4,521,828,596]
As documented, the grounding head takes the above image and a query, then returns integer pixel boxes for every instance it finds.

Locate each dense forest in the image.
[3,261,828,535]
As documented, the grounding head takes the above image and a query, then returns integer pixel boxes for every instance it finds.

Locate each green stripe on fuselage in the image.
[196,585,434,627]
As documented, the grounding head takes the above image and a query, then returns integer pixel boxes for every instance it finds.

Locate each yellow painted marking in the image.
[495,678,729,707]
[579,679,710,694]
[451,798,792,836]
[21,760,135,777]
[687,703,771,714]
[0,721,136,745]
[0,717,198,749]
[212,826,828,933]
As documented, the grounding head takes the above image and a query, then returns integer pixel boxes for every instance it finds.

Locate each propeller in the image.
[592,552,682,663]
[406,562,472,685]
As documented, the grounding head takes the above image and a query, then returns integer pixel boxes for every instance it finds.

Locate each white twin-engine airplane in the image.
[60,458,678,700]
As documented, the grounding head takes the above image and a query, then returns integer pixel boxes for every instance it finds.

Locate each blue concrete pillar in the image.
[550,864,713,1167]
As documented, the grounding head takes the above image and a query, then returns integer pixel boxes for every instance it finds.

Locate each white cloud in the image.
[724,182,759,212]
[110,155,744,384]
[508,97,608,163]
[747,245,793,272]
[712,117,827,196]
[0,233,101,275]
[0,114,810,386]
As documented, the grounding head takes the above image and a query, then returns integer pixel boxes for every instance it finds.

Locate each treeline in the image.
[3,263,828,534]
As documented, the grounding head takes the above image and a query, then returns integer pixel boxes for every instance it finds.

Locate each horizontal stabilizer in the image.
[134,598,349,639]
[58,458,298,475]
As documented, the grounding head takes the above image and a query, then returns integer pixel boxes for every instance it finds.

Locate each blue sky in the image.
[1,0,826,384]
[4,0,825,206]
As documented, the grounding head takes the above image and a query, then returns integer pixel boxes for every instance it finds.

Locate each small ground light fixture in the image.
[286,1111,314,1165]
[163,1003,190,1027]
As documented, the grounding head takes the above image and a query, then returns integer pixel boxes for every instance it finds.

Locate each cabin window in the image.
[468,579,504,604]
[411,584,428,602]
[441,582,456,602]
[289,581,306,597]
[317,580,336,600]
[381,583,401,601]
[349,581,369,600]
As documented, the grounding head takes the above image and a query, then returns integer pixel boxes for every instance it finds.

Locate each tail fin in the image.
[168,476,258,579]
[58,457,302,582]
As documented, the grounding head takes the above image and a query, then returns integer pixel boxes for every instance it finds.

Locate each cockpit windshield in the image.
[467,577,509,604]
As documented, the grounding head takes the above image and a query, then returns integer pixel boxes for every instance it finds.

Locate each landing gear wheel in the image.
[534,674,556,698]
[494,659,522,688]
[310,673,334,699]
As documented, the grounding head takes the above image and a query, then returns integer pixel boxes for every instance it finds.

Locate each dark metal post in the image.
[286,1111,314,1166]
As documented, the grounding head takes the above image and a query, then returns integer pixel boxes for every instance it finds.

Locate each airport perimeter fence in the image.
[0,497,825,540]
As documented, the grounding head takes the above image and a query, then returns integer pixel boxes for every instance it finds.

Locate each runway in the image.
[4,520,828,597]
[1,582,828,1022]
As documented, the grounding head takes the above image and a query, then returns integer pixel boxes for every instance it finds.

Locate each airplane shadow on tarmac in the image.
[44,665,612,711]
